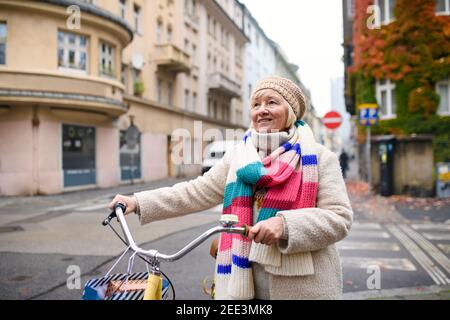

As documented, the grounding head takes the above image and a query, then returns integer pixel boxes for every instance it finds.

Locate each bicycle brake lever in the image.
[102,202,127,226]
[102,211,117,226]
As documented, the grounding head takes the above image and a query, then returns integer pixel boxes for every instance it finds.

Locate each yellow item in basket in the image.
[143,274,162,300]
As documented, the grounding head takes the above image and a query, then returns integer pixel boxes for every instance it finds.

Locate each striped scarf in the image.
[214,121,319,299]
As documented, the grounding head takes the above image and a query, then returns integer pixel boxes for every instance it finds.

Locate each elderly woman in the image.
[109,76,353,300]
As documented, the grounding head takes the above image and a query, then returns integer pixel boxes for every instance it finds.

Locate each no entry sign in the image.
[323,111,342,130]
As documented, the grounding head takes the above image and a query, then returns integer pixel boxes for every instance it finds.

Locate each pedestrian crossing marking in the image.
[399,224,450,274]
[411,224,450,231]
[347,230,390,239]
[438,244,450,254]
[386,224,450,285]
[351,222,383,230]
[338,241,400,251]
[422,233,450,241]
[341,257,416,271]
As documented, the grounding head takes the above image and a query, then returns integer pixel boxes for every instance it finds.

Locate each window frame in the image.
[157,78,163,104]
[376,79,397,119]
[119,0,127,20]
[436,78,450,115]
[98,40,116,78]
[133,4,142,35]
[374,0,396,26]
[0,22,7,65]
[57,30,89,74]
[436,0,450,15]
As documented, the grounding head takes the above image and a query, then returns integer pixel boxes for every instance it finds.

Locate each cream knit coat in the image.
[134,143,353,300]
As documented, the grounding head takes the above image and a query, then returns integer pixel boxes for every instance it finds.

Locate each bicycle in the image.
[82,203,249,300]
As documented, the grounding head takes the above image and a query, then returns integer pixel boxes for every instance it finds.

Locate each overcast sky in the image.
[240,0,345,117]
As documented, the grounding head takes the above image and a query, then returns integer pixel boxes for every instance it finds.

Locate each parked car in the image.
[202,140,237,174]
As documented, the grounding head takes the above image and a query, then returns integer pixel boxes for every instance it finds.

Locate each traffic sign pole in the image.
[366,126,371,188]
[359,104,378,189]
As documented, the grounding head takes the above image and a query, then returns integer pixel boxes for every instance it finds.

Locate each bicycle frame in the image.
[113,203,248,263]
[102,203,248,300]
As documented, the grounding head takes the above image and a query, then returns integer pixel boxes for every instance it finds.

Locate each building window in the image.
[208,98,212,116]
[184,90,190,110]
[374,0,396,25]
[376,79,396,118]
[167,25,173,43]
[99,41,115,78]
[192,92,197,112]
[156,20,163,44]
[436,0,450,14]
[168,81,173,106]
[132,68,142,95]
[134,4,142,34]
[191,0,196,16]
[207,15,211,34]
[119,0,127,20]
[121,64,128,91]
[437,78,450,115]
[58,30,88,73]
[0,22,6,65]
[192,44,197,65]
[157,78,162,103]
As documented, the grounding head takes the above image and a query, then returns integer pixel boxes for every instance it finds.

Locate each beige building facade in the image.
[0,0,318,196]
[0,0,248,196]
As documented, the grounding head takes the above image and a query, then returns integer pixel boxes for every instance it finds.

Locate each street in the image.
[1,167,450,300]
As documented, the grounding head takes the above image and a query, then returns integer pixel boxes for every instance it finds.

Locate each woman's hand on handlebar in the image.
[108,194,138,215]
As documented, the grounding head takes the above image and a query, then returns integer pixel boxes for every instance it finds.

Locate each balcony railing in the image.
[184,12,200,30]
[154,44,191,73]
[208,72,241,98]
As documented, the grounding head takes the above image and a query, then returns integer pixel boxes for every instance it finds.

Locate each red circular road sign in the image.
[323,111,343,130]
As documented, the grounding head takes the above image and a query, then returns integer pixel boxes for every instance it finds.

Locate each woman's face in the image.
[250,89,289,133]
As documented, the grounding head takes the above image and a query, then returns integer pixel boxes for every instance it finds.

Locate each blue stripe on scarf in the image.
[282,142,292,151]
[256,207,279,222]
[302,155,318,166]
[223,181,253,208]
[243,131,252,142]
[282,143,301,155]
[236,162,266,185]
[293,143,301,154]
[217,264,232,274]
[232,255,251,269]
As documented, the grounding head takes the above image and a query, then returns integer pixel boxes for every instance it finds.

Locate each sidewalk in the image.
[0,177,191,226]
[344,284,450,300]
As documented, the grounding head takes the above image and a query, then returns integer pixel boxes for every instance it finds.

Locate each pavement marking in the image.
[411,224,450,231]
[399,224,450,274]
[341,257,416,271]
[438,244,450,254]
[347,230,391,239]
[387,224,450,285]
[75,203,108,212]
[343,284,450,300]
[422,233,450,241]
[337,241,401,251]
[351,222,383,230]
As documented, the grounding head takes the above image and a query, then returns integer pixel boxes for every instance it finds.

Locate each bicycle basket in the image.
[83,272,170,300]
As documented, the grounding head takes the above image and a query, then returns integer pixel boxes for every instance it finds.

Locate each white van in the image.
[202,140,237,174]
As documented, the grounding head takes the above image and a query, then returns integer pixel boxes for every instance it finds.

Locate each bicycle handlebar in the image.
[105,202,248,262]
